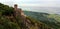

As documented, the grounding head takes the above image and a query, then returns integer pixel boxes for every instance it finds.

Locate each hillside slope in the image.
[24,11,60,29]
[0,3,57,29]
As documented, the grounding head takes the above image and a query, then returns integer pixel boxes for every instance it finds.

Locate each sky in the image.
[0,0,60,14]
[0,0,60,7]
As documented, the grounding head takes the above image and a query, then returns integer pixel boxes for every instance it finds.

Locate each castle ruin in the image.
[14,4,26,17]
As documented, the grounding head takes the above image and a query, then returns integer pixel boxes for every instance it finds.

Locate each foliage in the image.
[0,3,14,16]
[0,3,20,29]
[24,11,60,29]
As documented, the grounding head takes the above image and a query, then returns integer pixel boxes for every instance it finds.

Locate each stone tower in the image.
[14,4,27,29]
[14,4,21,17]
[14,4,26,17]
[14,4,18,11]
[14,4,18,17]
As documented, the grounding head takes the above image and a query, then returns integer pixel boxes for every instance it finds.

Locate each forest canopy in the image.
[0,3,14,16]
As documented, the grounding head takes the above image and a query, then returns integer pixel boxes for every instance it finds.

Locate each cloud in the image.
[0,0,60,7]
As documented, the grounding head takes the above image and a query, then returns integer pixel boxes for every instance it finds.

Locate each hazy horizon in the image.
[21,7,60,14]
